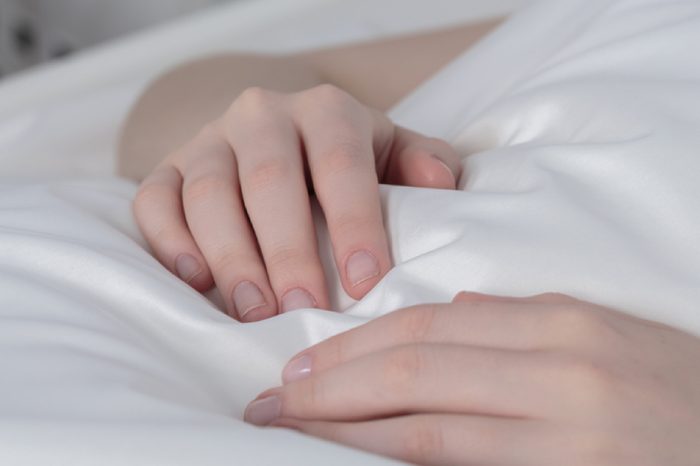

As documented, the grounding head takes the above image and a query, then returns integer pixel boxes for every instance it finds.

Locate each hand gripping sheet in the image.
[1,0,699,464]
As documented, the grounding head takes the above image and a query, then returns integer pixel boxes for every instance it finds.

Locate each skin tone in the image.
[247,292,700,465]
[118,19,503,181]
[121,19,498,320]
[133,85,461,320]
[119,16,700,464]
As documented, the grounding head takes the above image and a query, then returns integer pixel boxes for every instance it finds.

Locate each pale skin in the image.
[118,17,700,465]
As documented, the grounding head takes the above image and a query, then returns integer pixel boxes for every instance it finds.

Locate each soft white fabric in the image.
[2,0,700,464]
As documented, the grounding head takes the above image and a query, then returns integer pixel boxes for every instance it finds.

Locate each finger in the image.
[293,86,391,300]
[134,164,213,292]
[381,125,463,190]
[271,414,546,466]
[180,126,277,321]
[282,298,554,382]
[250,344,547,423]
[228,91,329,312]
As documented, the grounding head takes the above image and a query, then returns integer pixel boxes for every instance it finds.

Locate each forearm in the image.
[117,18,503,181]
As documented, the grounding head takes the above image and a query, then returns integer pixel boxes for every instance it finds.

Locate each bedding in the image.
[2,0,700,464]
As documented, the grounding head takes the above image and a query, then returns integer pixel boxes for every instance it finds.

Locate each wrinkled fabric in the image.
[2,0,700,464]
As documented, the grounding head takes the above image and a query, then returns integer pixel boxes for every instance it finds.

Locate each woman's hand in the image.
[133,84,461,322]
[245,292,700,465]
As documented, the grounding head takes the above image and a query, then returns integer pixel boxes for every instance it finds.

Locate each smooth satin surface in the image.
[2,0,700,464]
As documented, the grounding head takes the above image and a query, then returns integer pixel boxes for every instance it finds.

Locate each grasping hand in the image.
[246,292,700,465]
[133,84,461,321]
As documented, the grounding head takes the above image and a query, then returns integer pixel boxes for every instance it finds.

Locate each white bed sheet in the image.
[2,0,700,464]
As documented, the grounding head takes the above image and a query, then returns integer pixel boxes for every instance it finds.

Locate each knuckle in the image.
[325,338,347,368]
[555,354,617,410]
[295,377,323,415]
[327,211,376,240]
[381,346,428,392]
[149,227,182,251]
[134,181,169,211]
[265,244,310,270]
[547,306,609,343]
[312,83,352,105]
[235,86,276,110]
[244,159,292,193]
[402,417,444,463]
[183,174,228,204]
[321,138,369,176]
[207,246,242,275]
[196,121,222,140]
[397,306,439,342]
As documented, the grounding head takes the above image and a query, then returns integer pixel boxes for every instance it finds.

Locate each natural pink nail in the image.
[346,250,379,287]
[232,281,267,318]
[281,288,316,312]
[244,395,281,426]
[430,155,456,185]
[175,253,201,283]
[283,354,312,383]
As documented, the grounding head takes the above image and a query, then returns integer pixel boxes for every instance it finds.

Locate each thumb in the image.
[382,126,462,189]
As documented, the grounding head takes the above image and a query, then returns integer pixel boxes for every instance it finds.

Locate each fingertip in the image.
[232,280,279,322]
[428,154,458,189]
[239,305,277,323]
[342,248,387,300]
[187,271,215,292]
[385,126,462,189]
[346,249,380,287]
[391,149,459,190]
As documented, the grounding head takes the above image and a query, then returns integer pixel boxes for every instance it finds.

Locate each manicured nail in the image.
[281,288,316,312]
[430,154,456,185]
[175,253,201,283]
[346,250,380,287]
[283,354,312,383]
[232,281,267,318]
[244,395,281,426]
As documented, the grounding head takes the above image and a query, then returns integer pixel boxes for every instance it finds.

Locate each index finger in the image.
[294,86,392,301]
[281,293,564,383]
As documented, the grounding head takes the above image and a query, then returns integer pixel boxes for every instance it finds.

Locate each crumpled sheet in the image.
[1,0,700,464]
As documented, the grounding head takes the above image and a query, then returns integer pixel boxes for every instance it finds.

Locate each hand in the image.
[245,292,700,465]
[133,84,461,322]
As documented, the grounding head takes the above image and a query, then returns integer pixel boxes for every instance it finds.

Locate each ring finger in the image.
[228,105,330,313]
[180,126,277,321]
[249,344,551,423]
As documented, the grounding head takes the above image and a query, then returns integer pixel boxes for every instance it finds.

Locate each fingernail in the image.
[244,395,281,426]
[281,288,316,312]
[175,253,201,283]
[283,354,312,383]
[232,281,267,318]
[346,250,380,287]
[430,154,456,185]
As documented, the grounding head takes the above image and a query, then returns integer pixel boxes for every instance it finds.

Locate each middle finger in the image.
[294,87,392,301]
[228,103,330,313]
[248,344,549,424]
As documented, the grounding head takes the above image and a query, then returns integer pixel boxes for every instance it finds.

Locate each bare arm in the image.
[117,18,503,180]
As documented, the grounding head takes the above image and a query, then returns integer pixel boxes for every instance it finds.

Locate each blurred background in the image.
[0,0,233,79]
